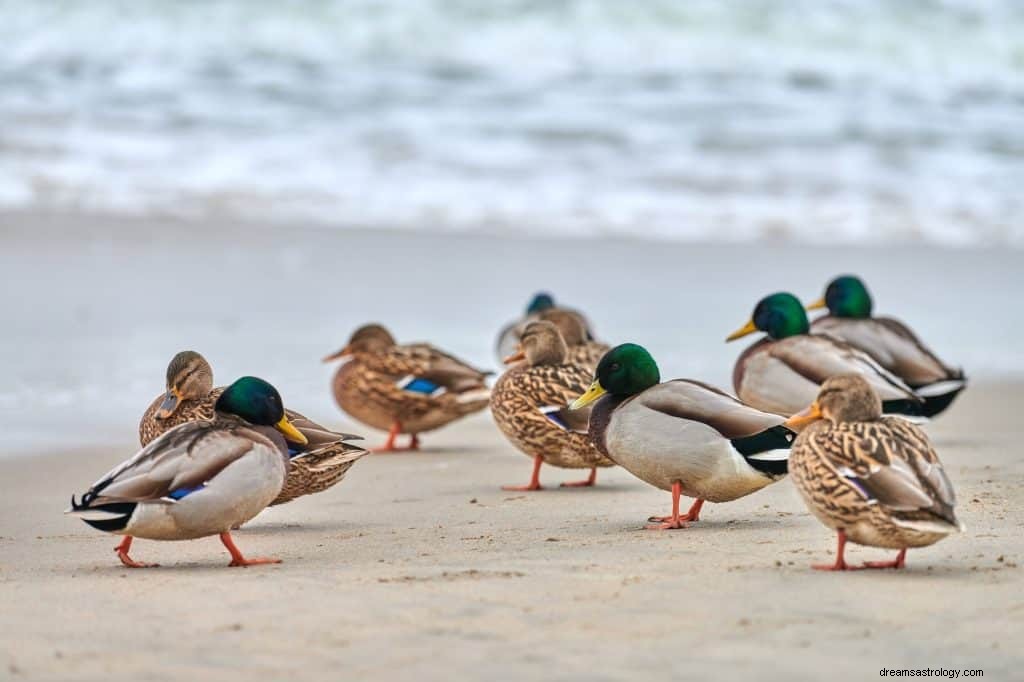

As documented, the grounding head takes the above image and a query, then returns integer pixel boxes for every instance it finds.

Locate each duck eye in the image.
[610,363,621,371]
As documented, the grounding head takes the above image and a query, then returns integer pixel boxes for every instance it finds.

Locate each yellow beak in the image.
[725,318,759,342]
[275,415,308,445]
[806,297,827,311]
[570,380,607,410]
[783,401,823,431]
[155,388,182,420]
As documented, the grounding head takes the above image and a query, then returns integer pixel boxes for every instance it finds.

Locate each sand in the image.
[1,212,1023,680]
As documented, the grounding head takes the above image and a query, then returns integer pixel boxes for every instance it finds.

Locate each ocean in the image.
[2,0,1023,247]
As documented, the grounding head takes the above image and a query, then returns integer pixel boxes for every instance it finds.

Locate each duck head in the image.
[784,374,882,429]
[215,376,307,444]
[503,320,567,366]
[323,324,397,361]
[571,343,660,409]
[726,292,809,342]
[156,350,213,419]
[807,275,873,319]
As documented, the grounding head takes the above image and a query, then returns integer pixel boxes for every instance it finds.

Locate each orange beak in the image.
[502,347,526,365]
[322,345,352,363]
[783,401,823,431]
[155,388,182,420]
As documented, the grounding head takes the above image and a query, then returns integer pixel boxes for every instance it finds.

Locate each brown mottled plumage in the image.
[139,352,368,506]
[537,309,608,371]
[491,321,613,490]
[787,374,961,571]
[324,324,491,451]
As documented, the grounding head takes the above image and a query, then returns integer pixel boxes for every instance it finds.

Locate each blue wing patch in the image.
[539,406,569,431]
[396,375,446,397]
[166,484,206,501]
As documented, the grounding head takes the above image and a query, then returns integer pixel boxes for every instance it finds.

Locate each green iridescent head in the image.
[215,376,307,444]
[570,343,660,409]
[810,275,873,318]
[526,292,556,314]
[726,292,810,342]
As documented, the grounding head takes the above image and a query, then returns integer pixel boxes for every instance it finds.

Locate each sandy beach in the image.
[2,212,1023,680]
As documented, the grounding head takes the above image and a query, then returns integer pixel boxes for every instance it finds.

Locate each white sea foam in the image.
[1,0,1023,245]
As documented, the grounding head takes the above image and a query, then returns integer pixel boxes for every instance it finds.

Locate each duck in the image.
[726,292,924,418]
[495,292,595,363]
[324,324,491,451]
[536,308,609,371]
[784,374,962,570]
[492,321,614,490]
[570,344,793,529]
[139,351,369,505]
[807,275,966,417]
[69,377,310,568]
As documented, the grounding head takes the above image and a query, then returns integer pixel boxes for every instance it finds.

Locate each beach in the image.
[2,212,1023,680]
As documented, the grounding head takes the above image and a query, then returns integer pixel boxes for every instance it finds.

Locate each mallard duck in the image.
[726,292,924,418]
[807,275,966,417]
[69,377,310,568]
[537,309,609,370]
[784,374,962,570]
[495,292,595,363]
[139,351,368,505]
[492,321,614,490]
[570,344,793,529]
[324,324,491,451]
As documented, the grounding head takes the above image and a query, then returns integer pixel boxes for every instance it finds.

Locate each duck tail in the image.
[731,425,794,478]
[66,493,136,533]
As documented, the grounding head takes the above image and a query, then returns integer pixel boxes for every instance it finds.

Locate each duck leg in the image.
[114,536,158,569]
[645,485,703,530]
[862,548,907,570]
[560,467,597,488]
[812,530,858,571]
[220,532,282,567]
[502,455,543,491]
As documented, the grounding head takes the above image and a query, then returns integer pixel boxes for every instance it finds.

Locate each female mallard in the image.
[70,377,310,568]
[495,292,595,363]
[492,321,614,490]
[537,308,609,370]
[139,351,368,505]
[807,275,965,417]
[726,292,923,418]
[784,374,962,570]
[570,344,793,529]
[324,324,491,451]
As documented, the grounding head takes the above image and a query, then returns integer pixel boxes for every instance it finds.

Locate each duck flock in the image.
[69,275,966,572]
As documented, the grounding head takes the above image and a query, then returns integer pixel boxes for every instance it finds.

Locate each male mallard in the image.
[495,292,595,363]
[324,324,491,452]
[726,293,923,418]
[139,351,368,505]
[69,377,310,568]
[784,374,962,570]
[537,308,609,370]
[570,344,792,529]
[807,275,966,417]
[492,321,614,490]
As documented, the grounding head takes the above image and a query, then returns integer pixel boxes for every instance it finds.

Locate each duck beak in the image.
[783,401,823,431]
[322,345,352,363]
[570,380,606,410]
[155,389,182,419]
[806,297,827,311]
[725,319,758,342]
[275,415,308,445]
[502,346,526,365]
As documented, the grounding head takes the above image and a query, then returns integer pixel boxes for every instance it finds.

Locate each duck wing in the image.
[71,420,273,507]
[770,335,921,404]
[808,419,960,530]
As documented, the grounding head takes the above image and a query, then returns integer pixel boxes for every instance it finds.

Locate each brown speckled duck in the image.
[324,324,491,452]
[492,321,614,490]
[785,374,962,571]
[139,351,368,505]
[807,275,966,417]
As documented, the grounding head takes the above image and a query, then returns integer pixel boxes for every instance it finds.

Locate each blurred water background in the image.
[2,0,1023,246]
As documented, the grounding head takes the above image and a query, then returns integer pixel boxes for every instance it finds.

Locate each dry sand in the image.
[2,383,1022,681]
